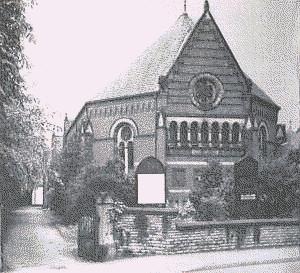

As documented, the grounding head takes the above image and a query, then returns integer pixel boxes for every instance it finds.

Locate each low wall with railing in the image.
[116,208,300,257]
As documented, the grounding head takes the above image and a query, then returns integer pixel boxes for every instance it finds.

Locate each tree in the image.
[189,161,234,221]
[5,96,49,191]
[63,159,135,224]
[0,0,34,103]
[0,0,48,208]
[258,149,300,218]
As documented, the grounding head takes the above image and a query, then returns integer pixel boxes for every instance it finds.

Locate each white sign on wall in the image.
[241,194,256,200]
[137,174,165,204]
[136,157,166,205]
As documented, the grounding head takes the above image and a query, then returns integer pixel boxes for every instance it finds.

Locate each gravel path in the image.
[2,207,76,271]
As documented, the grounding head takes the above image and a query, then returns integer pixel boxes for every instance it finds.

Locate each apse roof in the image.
[92,7,278,108]
[250,81,278,107]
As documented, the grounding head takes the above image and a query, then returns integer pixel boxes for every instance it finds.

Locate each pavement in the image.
[2,207,300,273]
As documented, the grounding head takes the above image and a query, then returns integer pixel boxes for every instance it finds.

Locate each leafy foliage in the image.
[0,0,48,208]
[258,149,300,218]
[189,161,234,221]
[0,0,34,103]
[4,96,48,190]
[63,158,136,224]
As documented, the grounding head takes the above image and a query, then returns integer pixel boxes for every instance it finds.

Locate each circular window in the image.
[121,126,132,141]
[190,73,224,111]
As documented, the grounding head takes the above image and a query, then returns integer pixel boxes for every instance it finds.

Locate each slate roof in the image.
[93,13,193,100]
[250,80,279,108]
[92,10,279,108]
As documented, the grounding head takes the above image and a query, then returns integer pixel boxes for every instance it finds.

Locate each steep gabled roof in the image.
[92,3,279,109]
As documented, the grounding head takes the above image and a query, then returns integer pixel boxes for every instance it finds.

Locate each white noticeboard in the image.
[241,194,256,200]
[137,174,165,204]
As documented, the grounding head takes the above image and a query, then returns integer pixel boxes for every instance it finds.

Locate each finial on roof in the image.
[184,0,187,14]
[64,113,68,121]
[204,0,209,12]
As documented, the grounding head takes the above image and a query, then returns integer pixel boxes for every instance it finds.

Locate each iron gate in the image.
[77,215,98,260]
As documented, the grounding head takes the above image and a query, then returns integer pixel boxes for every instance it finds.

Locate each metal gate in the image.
[77,215,98,260]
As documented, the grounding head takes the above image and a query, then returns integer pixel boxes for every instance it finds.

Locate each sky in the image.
[24,0,300,130]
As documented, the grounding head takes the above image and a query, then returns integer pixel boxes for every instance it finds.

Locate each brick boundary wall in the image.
[116,208,300,257]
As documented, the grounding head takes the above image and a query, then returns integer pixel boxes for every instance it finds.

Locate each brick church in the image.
[63,1,286,206]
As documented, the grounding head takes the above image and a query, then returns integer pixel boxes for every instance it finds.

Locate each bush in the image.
[258,149,300,218]
[190,194,227,221]
[189,161,234,221]
[63,159,136,224]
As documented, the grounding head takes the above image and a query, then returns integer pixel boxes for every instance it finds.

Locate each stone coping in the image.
[125,207,178,215]
[176,218,300,230]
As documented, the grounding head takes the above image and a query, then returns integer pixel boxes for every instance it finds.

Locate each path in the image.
[2,207,76,271]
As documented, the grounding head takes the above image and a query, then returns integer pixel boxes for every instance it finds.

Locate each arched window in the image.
[221,122,230,145]
[211,122,219,146]
[191,122,198,146]
[180,122,188,147]
[232,123,240,144]
[116,124,134,173]
[169,121,178,145]
[201,121,209,144]
[259,125,268,157]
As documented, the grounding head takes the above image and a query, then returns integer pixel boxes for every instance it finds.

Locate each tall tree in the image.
[0,0,47,207]
[0,0,34,103]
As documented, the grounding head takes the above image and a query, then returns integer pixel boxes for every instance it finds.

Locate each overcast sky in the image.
[24,0,299,129]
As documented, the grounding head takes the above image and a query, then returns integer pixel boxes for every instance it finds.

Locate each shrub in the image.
[189,160,234,221]
[258,149,300,218]
[63,159,136,224]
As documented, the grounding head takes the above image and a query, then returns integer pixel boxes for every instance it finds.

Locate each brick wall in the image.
[116,208,300,257]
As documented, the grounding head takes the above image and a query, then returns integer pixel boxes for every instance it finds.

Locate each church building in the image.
[63,1,286,206]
